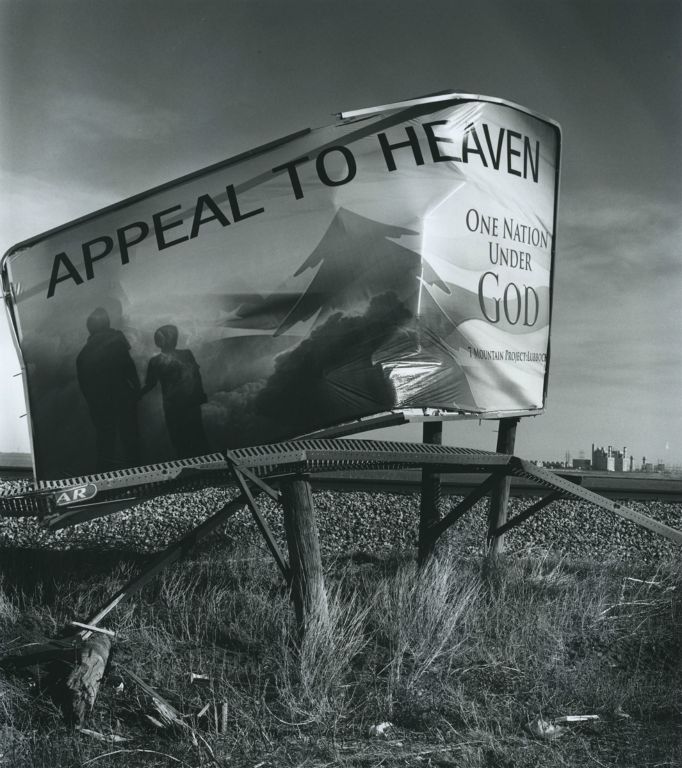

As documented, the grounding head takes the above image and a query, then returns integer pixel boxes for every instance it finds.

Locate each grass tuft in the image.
[275,574,371,727]
[372,557,480,720]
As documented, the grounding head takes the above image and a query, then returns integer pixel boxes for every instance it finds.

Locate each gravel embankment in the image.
[1,479,681,563]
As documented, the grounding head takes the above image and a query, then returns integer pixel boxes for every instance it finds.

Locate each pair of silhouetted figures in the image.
[76,308,208,472]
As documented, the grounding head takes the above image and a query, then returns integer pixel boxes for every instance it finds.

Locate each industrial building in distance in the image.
[571,445,666,473]
[590,444,632,472]
[537,445,669,473]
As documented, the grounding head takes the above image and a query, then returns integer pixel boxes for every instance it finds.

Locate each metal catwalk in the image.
[2,438,681,545]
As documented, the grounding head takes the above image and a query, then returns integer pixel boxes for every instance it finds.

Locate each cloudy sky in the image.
[1,0,680,465]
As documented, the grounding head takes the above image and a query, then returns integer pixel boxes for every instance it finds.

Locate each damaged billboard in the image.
[1,92,561,480]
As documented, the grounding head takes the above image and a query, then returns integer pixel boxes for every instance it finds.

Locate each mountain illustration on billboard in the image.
[226,208,422,335]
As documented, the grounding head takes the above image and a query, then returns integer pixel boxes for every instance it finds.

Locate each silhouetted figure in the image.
[140,325,209,458]
[76,307,141,472]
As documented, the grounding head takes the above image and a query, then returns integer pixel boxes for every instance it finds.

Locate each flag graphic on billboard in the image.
[2,93,561,479]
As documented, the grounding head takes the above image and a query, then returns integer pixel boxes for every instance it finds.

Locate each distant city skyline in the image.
[538,440,680,471]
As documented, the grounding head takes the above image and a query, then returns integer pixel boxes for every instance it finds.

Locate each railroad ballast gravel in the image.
[1,480,680,563]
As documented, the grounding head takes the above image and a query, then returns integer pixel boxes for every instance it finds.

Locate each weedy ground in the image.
[0,543,680,767]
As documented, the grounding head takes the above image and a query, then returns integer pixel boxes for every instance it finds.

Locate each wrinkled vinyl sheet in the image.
[2,93,561,479]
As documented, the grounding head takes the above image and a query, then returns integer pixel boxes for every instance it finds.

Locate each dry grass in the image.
[0,544,680,767]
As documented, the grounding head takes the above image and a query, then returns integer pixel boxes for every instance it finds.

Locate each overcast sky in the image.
[1,0,680,465]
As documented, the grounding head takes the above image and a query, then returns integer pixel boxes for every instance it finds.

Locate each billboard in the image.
[2,93,561,480]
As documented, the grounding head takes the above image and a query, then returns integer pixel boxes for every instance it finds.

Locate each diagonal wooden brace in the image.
[492,490,563,537]
[3,491,255,661]
[427,472,503,544]
[0,640,80,670]
[226,456,290,582]
[81,492,248,638]
[224,451,281,502]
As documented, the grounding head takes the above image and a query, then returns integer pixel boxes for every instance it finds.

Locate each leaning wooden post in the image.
[64,634,112,725]
[486,417,519,557]
[280,475,328,639]
[418,420,443,566]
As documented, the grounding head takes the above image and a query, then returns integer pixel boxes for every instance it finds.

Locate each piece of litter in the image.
[190,672,210,684]
[555,715,600,723]
[77,727,129,743]
[368,721,393,738]
[108,673,125,695]
[528,718,565,740]
[145,714,166,729]
[70,620,116,637]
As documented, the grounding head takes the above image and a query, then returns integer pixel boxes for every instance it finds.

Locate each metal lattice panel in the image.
[0,487,53,517]
[2,439,504,520]
[2,439,681,548]
[26,439,502,494]
[35,452,229,491]
[230,439,501,476]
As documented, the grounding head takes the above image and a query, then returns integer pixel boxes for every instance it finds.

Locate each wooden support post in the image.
[486,417,519,556]
[280,475,328,639]
[418,420,442,566]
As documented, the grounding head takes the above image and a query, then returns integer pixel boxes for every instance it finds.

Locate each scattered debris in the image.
[529,714,600,740]
[145,714,167,729]
[119,666,185,729]
[69,621,116,638]
[528,718,566,740]
[554,714,600,724]
[368,721,394,738]
[108,673,125,695]
[190,672,210,684]
[77,727,129,743]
